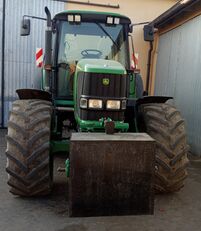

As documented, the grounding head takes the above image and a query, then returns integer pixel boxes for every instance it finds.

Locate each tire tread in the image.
[141,103,189,193]
[6,99,52,196]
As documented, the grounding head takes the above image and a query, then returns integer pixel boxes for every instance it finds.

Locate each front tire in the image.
[6,99,52,196]
[139,103,189,193]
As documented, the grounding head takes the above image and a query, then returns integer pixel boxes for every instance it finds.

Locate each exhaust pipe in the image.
[44,7,52,92]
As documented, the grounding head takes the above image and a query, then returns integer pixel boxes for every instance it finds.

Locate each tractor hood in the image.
[76,59,127,75]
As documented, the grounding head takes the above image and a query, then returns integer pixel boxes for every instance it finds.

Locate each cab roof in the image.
[54,10,131,25]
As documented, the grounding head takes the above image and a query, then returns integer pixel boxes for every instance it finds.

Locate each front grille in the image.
[77,72,127,121]
[81,109,124,121]
[82,73,127,98]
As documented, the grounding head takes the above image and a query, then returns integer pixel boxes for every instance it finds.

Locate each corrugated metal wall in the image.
[0,0,65,127]
[0,1,3,127]
[155,15,201,156]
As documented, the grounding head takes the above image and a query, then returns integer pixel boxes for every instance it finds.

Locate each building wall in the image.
[154,14,201,156]
[66,0,177,85]
[0,0,3,126]
[0,0,65,127]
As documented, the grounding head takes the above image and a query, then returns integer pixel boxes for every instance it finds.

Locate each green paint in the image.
[74,59,128,131]
[73,69,79,124]
[55,99,74,106]
[65,159,70,177]
[50,140,69,154]
[44,10,140,168]
[77,59,126,75]
[129,72,136,98]
[78,118,129,132]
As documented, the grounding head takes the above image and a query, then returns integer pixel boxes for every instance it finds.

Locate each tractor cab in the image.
[52,11,131,98]
[47,11,133,132]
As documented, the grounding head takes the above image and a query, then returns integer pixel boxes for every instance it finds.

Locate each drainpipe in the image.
[146,41,153,95]
[1,0,6,128]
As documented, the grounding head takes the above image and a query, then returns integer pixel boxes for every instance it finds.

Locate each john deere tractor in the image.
[6,8,188,198]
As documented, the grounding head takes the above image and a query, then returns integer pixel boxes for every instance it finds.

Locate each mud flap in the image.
[69,133,156,217]
[16,89,52,101]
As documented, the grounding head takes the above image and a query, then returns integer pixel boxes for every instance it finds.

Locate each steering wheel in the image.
[81,49,102,59]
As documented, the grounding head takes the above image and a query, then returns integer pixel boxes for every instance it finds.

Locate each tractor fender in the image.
[136,96,173,106]
[16,89,52,101]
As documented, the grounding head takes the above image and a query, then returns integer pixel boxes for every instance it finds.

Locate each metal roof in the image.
[151,0,201,29]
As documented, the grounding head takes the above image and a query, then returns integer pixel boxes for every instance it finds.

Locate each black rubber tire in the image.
[136,74,144,98]
[139,103,189,193]
[6,99,52,196]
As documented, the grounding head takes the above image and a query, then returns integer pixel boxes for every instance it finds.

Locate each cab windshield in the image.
[58,21,129,66]
[57,21,129,98]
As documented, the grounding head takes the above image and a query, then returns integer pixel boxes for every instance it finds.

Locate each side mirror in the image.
[129,24,134,33]
[143,25,154,42]
[21,19,30,36]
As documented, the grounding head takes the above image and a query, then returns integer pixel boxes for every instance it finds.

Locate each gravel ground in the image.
[1,129,201,231]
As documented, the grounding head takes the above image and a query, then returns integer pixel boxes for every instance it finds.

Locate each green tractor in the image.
[6,8,188,198]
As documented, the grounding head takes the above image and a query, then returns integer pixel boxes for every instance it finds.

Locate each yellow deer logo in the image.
[102,78,110,86]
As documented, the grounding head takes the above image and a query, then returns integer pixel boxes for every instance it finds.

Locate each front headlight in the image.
[106,100,121,110]
[88,99,103,109]
[80,98,88,109]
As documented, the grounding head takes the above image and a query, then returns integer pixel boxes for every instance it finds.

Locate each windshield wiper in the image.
[96,23,120,51]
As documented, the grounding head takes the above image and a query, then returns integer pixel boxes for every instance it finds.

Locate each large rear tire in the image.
[6,99,52,196]
[139,103,189,193]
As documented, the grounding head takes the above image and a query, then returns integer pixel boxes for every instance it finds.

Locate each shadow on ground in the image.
[1,129,201,231]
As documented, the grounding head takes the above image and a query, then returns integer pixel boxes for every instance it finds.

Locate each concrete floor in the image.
[1,129,201,231]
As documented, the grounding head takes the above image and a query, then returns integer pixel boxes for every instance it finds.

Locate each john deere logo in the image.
[102,78,110,86]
